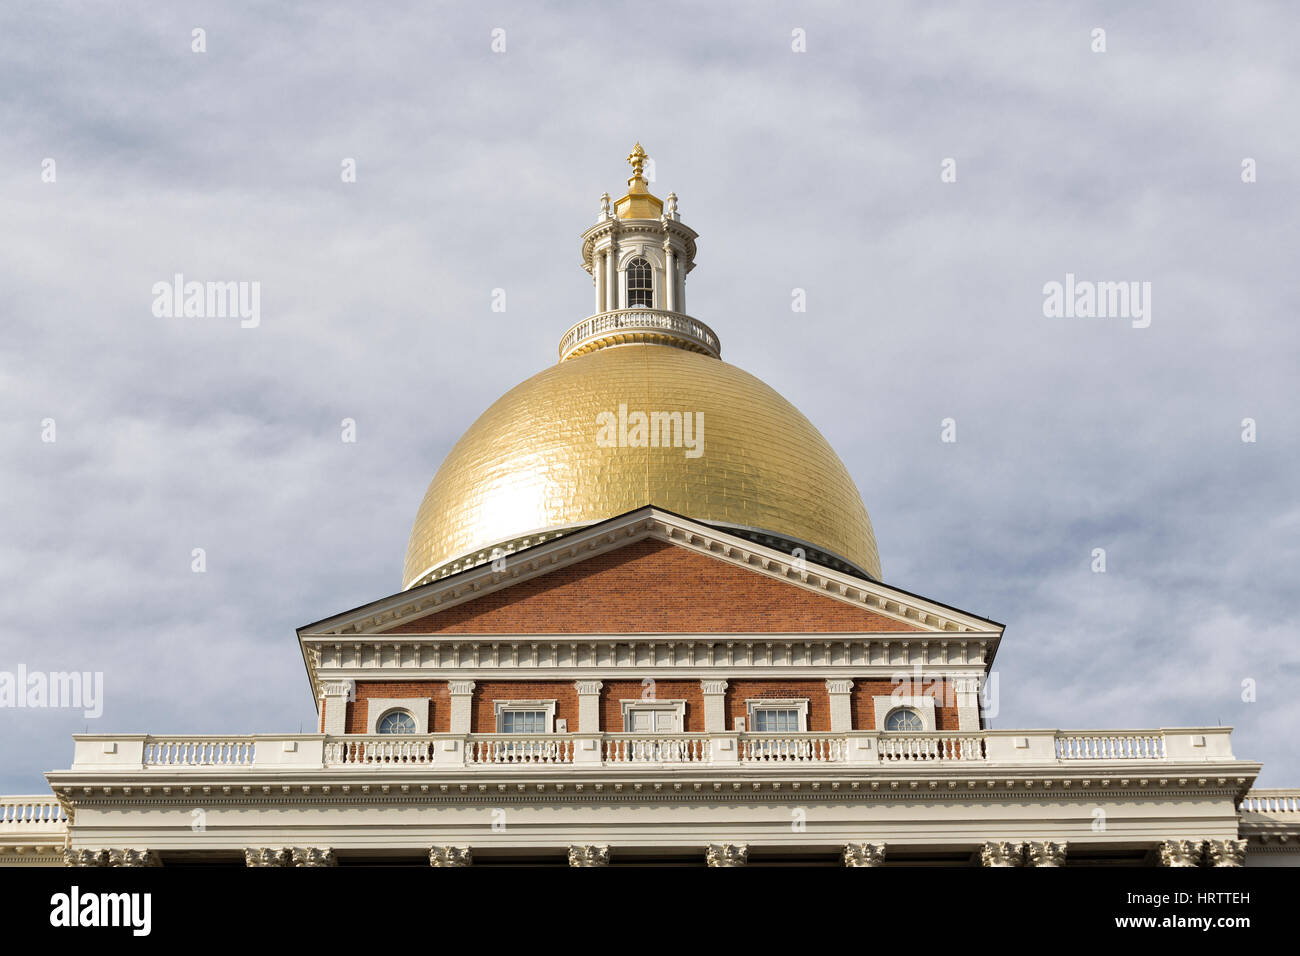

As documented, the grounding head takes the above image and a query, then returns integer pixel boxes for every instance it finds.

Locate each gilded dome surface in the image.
[403,344,881,589]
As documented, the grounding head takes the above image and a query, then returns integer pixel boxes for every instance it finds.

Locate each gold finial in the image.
[614,142,663,219]
[626,142,647,183]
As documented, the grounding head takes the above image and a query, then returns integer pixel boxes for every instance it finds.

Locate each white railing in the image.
[325,737,435,766]
[466,736,575,765]
[879,734,985,762]
[740,734,847,763]
[144,736,255,766]
[1054,733,1166,760]
[69,728,1237,771]
[558,309,721,360]
[0,796,67,831]
[604,735,709,764]
[1239,789,1300,813]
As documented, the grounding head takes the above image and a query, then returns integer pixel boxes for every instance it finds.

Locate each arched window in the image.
[626,257,653,307]
[883,708,923,732]
[376,710,416,734]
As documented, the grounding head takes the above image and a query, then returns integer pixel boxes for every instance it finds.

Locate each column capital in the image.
[842,842,885,867]
[108,848,161,867]
[64,848,109,867]
[292,847,337,867]
[706,843,748,867]
[430,846,473,867]
[1205,839,1246,867]
[568,845,610,867]
[825,678,854,695]
[1026,841,1067,867]
[979,842,1025,867]
[322,679,355,700]
[700,679,728,695]
[574,680,604,696]
[1158,840,1205,867]
[245,847,291,867]
[447,680,475,696]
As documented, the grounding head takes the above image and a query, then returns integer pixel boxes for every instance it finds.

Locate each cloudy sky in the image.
[2,1,1297,792]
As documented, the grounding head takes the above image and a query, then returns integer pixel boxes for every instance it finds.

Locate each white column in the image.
[675,257,685,313]
[701,680,728,733]
[448,680,475,735]
[321,680,354,736]
[604,248,616,311]
[826,679,853,732]
[664,246,676,312]
[593,253,605,313]
[575,680,603,732]
[955,677,981,731]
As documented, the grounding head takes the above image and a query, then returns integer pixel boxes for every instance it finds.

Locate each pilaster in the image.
[575,680,603,733]
[448,681,475,735]
[826,679,853,732]
[701,680,728,733]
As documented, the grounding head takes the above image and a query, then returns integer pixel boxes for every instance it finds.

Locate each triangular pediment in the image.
[298,508,1002,640]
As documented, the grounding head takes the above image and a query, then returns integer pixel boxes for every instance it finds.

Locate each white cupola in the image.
[563,144,717,362]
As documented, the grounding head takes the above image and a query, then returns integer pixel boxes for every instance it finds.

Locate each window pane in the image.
[503,709,547,734]
[754,708,798,733]
[627,257,652,307]
[377,712,415,734]
[885,708,923,732]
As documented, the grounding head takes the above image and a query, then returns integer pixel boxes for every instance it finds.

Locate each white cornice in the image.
[296,510,1003,701]
[301,509,1001,640]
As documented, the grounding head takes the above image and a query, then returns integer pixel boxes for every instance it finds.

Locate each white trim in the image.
[366,699,430,735]
[874,695,936,732]
[494,700,557,734]
[620,699,686,733]
[313,509,998,637]
[746,699,809,733]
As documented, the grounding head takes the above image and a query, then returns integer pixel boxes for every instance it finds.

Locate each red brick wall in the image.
[346,681,449,734]
[724,679,833,732]
[469,681,578,733]
[341,677,962,732]
[850,679,961,731]
[600,679,707,732]
[390,539,919,634]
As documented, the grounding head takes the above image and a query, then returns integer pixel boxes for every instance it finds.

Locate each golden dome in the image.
[402,343,881,589]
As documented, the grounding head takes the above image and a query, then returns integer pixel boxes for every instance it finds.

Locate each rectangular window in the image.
[621,700,686,734]
[501,710,547,734]
[752,708,800,733]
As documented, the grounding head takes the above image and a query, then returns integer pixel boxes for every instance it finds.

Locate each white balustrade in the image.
[1240,789,1300,813]
[558,309,720,359]
[144,737,255,766]
[878,734,985,762]
[740,734,847,763]
[0,796,67,830]
[1054,733,1165,760]
[325,736,435,766]
[604,735,709,764]
[467,736,575,765]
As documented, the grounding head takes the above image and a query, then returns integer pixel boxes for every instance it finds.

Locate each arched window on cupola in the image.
[626,256,653,308]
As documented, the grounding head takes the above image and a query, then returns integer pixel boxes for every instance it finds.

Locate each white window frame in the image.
[746,699,809,734]
[873,695,937,732]
[366,698,430,735]
[494,700,557,734]
[620,699,687,734]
